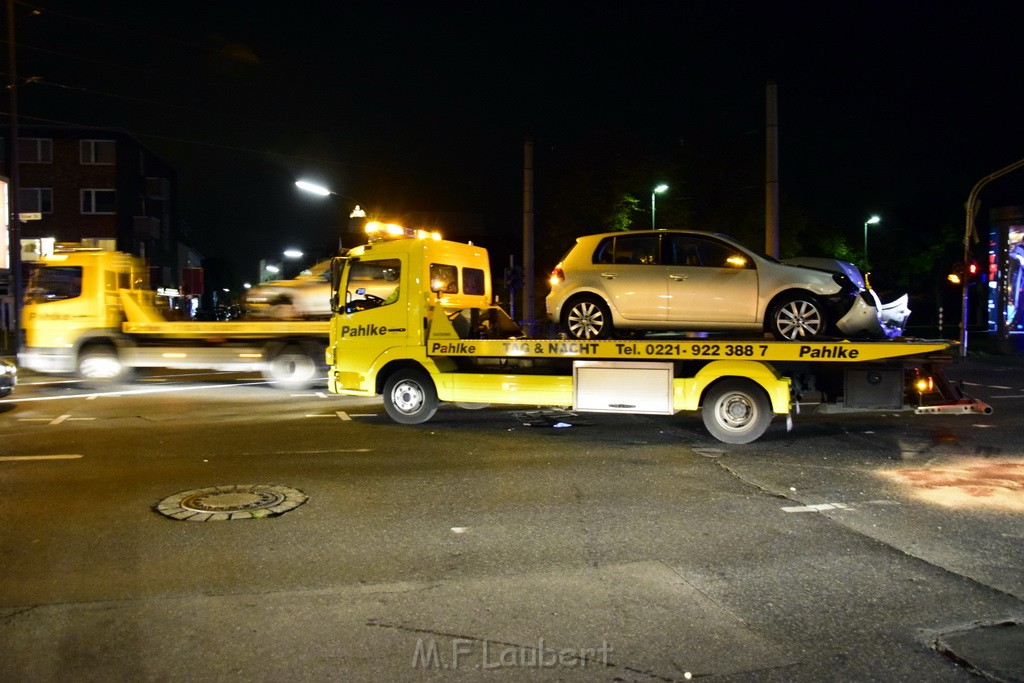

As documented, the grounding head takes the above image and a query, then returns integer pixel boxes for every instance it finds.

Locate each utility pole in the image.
[765,80,780,258]
[6,0,22,355]
[522,136,534,333]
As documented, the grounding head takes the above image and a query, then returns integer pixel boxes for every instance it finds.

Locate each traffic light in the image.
[503,265,524,290]
[947,259,981,286]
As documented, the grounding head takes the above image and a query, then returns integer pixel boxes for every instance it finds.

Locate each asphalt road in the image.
[0,361,1022,681]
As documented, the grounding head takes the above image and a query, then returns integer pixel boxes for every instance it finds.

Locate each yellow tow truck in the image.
[326,223,991,443]
[19,248,329,389]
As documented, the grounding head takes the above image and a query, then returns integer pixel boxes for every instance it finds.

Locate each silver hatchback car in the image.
[545,230,910,341]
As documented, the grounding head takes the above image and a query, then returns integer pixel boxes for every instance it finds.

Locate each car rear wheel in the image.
[768,293,827,341]
[562,296,613,340]
[702,379,773,444]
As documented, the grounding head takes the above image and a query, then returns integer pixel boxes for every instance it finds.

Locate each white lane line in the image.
[0,380,271,404]
[305,414,336,418]
[316,392,328,399]
[989,394,1024,399]
[0,454,83,461]
[782,503,852,513]
[336,411,352,420]
[18,415,97,425]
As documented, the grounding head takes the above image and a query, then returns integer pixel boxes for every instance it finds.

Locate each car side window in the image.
[665,234,752,269]
[592,238,615,265]
[665,234,703,266]
[697,237,752,269]
[615,234,660,265]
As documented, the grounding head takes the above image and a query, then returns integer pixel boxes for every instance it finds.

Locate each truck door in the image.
[334,255,409,378]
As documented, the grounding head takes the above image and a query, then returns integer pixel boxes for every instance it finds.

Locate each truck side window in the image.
[346,258,402,312]
[429,264,459,294]
[462,268,485,295]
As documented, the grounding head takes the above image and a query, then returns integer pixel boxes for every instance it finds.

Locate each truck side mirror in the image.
[330,257,345,312]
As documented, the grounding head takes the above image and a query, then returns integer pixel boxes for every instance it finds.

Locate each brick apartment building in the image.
[1,125,197,288]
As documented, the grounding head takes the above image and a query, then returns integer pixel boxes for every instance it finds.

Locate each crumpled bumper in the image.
[836,290,911,339]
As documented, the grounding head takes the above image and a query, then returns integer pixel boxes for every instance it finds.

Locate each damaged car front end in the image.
[783,257,911,339]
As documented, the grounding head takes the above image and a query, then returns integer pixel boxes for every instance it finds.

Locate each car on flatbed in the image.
[244,259,333,319]
[545,229,910,341]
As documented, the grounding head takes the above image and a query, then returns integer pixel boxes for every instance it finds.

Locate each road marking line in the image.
[19,415,97,425]
[0,454,83,461]
[782,502,851,513]
[336,411,352,421]
[0,380,271,404]
[316,392,328,398]
[305,414,336,418]
[349,413,377,417]
[990,394,1024,399]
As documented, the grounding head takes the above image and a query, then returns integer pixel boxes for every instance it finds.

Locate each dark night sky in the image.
[6,1,1024,287]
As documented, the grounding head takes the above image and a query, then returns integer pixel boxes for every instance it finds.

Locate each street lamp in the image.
[651,184,668,229]
[863,215,881,263]
[259,250,303,283]
[295,180,333,196]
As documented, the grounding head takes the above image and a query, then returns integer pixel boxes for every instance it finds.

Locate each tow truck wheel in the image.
[383,369,438,424]
[702,379,773,444]
[77,346,130,384]
[264,345,319,390]
[562,296,613,340]
[768,293,826,341]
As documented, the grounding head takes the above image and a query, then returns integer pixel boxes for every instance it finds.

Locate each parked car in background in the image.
[0,358,16,397]
[545,230,910,341]
[244,259,333,319]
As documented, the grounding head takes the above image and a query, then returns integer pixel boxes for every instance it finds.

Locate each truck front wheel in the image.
[383,369,438,424]
[701,379,773,444]
[77,346,131,385]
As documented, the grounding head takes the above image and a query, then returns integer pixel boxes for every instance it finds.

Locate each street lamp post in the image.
[651,184,668,229]
[863,215,881,264]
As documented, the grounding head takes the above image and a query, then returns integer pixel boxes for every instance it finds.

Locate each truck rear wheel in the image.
[263,345,320,390]
[383,369,438,424]
[77,346,131,385]
[701,379,773,444]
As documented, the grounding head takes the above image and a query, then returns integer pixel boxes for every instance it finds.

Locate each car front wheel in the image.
[561,296,613,340]
[768,293,827,341]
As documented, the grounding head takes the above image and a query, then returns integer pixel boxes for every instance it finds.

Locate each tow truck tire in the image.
[77,346,131,385]
[264,345,320,390]
[383,369,438,424]
[702,379,773,444]
[562,295,613,340]
[768,292,827,341]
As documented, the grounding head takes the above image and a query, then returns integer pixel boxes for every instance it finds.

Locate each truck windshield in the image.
[25,266,83,304]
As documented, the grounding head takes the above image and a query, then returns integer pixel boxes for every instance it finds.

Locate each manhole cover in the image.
[155,484,308,521]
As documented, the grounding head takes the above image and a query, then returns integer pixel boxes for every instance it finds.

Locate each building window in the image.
[18,187,53,213]
[18,138,53,163]
[81,189,116,214]
[81,139,116,164]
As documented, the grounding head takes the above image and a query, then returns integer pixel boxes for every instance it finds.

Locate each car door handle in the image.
[599,272,619,279]
[669,274,688,281]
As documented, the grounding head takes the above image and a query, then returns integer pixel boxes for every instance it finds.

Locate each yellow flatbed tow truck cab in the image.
[19,248,329,389]
[327,224,991,444]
